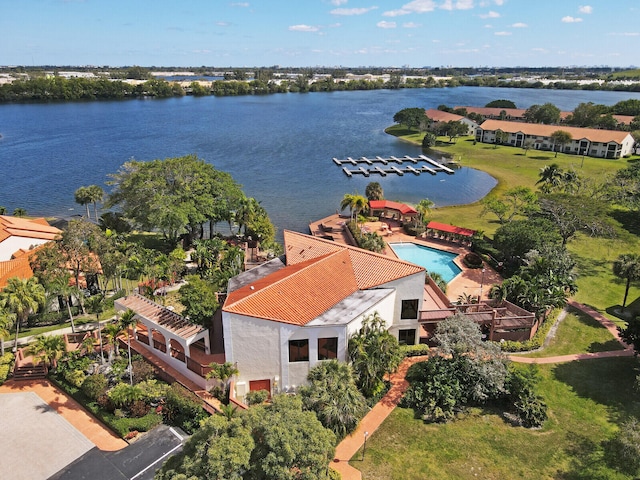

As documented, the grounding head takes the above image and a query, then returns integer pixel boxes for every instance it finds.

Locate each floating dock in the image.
[334,155,455,177]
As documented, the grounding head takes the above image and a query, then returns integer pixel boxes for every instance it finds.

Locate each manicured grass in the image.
[523,307,625,358]
[354,357,640,480]
[386,127,640,318]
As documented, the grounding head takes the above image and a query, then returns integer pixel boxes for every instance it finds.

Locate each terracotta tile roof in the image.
[223,231,425,325]
[0,215,61,243]
[369,200,417,215]
[478,119,633,144]
[116,294,205,340]
[0,256,34,289]
[612,114,635,124]
[456,106,572,120]
[425,109,464,122]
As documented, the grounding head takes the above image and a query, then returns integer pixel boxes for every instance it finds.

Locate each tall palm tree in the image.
[86,294,106,363]
[613,253,640,310]
[47,276,79,333]
[0,309,15,356]
[416,198,434,227]
[102,323,123,363]
[119,309,137,385]
[536,163,564,193]
[0,277,46,351]
[74,186,92,219]
[87,185,104,220]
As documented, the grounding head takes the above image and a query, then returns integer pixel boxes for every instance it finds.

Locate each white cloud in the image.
[288,24,320,32]
[440,0,474,11]
[230,2,249,7]
[377,21,397,28]
[330,0,348,5]
[494,0,504,5]
[215,21,230,27]
[480,11,500,18]
[383,0,436,17]
[330,6,378,15]
[511,22,527,28]
[484,24,493,28]
[403,22,421,28]
[494,31,511,36]
[608,32,639,36]
[578,5,593,14]
[561,16,582,23]
[531,48,548,53]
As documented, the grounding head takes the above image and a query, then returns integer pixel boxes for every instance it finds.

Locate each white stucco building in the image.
[222,230,425,399]
[476,119,635,159]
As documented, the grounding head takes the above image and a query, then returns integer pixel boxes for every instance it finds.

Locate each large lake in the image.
[1,86,639,236]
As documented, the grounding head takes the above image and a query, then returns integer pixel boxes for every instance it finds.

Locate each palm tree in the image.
[365,182,384,201]
[119,309,137,385]
[536,163,564,193]
[86,294,106,363]
[613,254,640,310]
[13,208,27,217]
[74,186,92,219]
[416,198,434,227]
[27,334,66,369]
[0,309,15,356]
[48,277,79,333]
[87,185,104,220]
[0,277,46,352]
[102,323,123,363]
[206,361,239,401]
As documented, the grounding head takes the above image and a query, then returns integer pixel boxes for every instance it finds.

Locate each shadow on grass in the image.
[555,433,610,480]
[587,339,626,353]
[572,255,610,278]
[609,209,640,236]
[552,358,640,421]
[605,299,640,322]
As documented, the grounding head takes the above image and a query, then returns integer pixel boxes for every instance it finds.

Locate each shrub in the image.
[64,369,87,388]
[132,358,157,384]
[163,383,208,433]
[0,353,15,385]
[463,252,483,268]
[605,417,640,475]
[506,365,547,428]
[81,374,108,400]
[403,224,426,237]
[108,382,144,408]
[498,313,554,352]
[138,379,168,403]
[97,393,116,413]
[130,399,151,418]
[0,364,11,385]
[401,344,430,357]
[111,412,163,437]
[0,352,15,365]
[245,389,270,406]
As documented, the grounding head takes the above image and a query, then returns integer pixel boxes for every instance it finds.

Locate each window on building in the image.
[401,299,419,319]
[398,329,416,346]
[318,337,338,360]
[289,339,309,362]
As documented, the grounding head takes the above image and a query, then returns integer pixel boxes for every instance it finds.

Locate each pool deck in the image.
[310,214,502,303]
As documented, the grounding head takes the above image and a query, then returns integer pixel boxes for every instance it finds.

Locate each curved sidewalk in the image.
[509,300,634,364]
[0,379,127,451]
[331,355,428,480]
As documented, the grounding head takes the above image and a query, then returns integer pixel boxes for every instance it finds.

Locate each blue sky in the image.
[2,0,639,68]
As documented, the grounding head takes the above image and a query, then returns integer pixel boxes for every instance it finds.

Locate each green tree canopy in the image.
[393,107,426,130]
[178,275,219,326]
[107,154,244,245]
[485,99,517,108]
[365,182,384,201]
[493,218,562,260]
[523,103,561,124]
[550,130,573,157]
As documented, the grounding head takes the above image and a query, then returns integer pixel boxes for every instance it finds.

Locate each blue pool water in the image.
[389,243,462,283]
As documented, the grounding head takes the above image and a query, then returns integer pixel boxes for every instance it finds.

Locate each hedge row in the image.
[0,352,15,386]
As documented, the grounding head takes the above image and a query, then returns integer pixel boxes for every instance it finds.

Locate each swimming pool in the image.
[389,243,462,283]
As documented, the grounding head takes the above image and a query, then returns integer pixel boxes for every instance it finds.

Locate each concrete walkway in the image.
[331,355,429,480]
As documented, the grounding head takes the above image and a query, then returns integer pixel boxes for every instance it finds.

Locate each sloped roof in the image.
[116,294,205,340]
[0,256,34,289]
[456,106,572,120]
[0,215,61,243]
[369,200,418,215]
[223,230,424,325]
[426,221,476,237]
[425,109,464,122]
[478,119,633,144]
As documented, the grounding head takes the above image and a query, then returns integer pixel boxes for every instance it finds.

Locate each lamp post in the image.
[362,431,369,461]
[479,268,486,301]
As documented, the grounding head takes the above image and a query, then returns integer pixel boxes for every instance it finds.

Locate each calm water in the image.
[2,86,639,236]
[389,242,462,283]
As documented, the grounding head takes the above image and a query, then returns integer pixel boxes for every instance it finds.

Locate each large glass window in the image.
[289,339,309,362]
[318,337,338,360]
[398,329,416,346]
[401,299,419,319]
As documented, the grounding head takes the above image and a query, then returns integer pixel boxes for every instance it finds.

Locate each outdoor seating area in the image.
[424,221,477,245]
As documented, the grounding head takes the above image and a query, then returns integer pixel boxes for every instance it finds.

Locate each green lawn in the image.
[354,357,640,480]
[386,127,640,318]
[522,307,625,358]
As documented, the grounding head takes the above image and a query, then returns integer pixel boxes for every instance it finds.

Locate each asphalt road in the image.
[48,424,188,480]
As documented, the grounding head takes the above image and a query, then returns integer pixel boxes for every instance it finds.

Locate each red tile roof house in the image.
[0,215,61,289]
[476,119,635,158]
[424,108,478,135]
[455,106,573,122]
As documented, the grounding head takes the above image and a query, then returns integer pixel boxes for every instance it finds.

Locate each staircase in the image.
[13,363,48,381]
